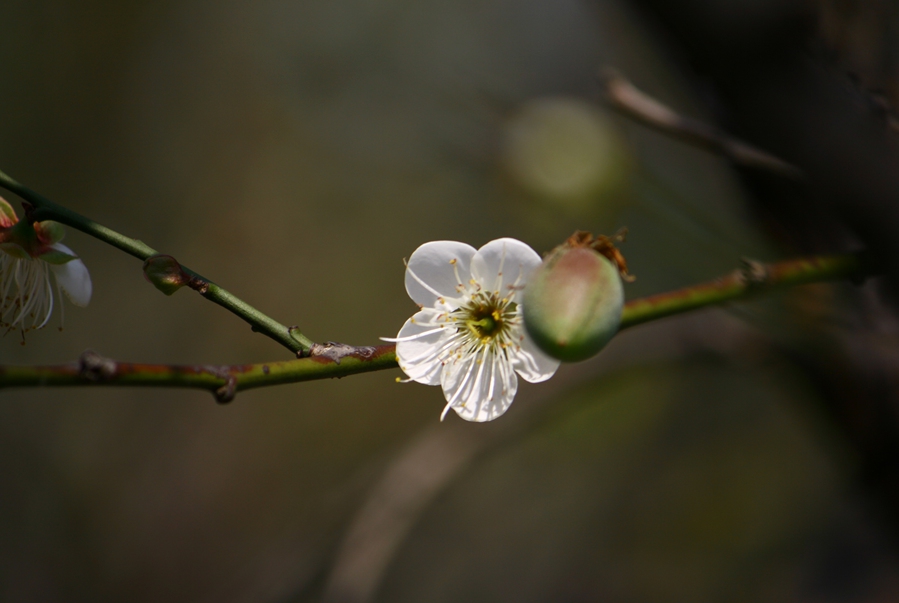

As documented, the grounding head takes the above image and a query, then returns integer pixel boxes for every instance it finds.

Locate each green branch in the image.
[620,254,863,329]
[0,346,397,403]
[0,253,868,400]
[0,169,314,354]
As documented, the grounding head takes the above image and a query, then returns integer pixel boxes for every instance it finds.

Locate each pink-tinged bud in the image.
[35,220,65,246]
[0,196,17,228]
[523,246,623,362]
[143,254,190,295]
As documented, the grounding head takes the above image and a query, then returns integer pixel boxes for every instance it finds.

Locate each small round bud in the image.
[35,220,66,246]
[143,254,190,295]
[523,246,623,362]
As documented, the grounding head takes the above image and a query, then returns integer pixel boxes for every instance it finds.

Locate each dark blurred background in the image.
[2,0,899,601]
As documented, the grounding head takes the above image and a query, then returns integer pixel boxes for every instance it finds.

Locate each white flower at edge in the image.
[0,196,91,335]
[384,238,560,422]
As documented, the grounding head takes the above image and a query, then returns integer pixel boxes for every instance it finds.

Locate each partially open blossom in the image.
[0,197,91,334]
[385,238,560,422]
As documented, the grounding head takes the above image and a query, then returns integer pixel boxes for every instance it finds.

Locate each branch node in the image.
[290,326,310,357]
[310,341,377,365]
[79,350,117,381]
[739,258,769,287]
[214,375,237,404]
[187,276,210,295]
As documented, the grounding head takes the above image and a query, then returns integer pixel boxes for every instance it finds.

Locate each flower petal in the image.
[394,308,454,385]
[49,243,91,307]
[511,327,561,383]
[470,238,542,301]
[443,348,518,422]
[405,240,476,308]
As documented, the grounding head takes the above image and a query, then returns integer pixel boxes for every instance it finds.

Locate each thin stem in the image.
[0,169,314,353]
[0,253,868,399]
[599,69,804,179]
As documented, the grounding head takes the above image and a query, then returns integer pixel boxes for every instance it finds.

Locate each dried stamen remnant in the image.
[565,228,634,282]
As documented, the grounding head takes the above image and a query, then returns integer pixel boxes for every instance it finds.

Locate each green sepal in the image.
[6,217,39,248]
[0,242,29,259]
[39,249,79,265]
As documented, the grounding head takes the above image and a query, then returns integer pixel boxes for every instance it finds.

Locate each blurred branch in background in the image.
[599,69,804,179]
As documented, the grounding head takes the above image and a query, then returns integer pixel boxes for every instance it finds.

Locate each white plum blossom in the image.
[0,197,91,336]
[385,238,560,422]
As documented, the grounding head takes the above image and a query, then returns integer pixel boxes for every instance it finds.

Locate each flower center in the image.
[469,311,499,337]
[458,291,516,343]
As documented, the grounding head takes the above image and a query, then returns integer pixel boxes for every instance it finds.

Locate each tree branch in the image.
[0,253,867,400]
[620,253,863,329]
[0,345,397,403]
[0,169,314,354]
[599,69,804,179]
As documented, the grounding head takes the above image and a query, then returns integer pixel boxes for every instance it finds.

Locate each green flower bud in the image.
[143,254,190,295]
[523,245,623,362]
[35,220,66,245]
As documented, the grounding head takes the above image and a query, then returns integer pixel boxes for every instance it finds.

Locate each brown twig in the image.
[599,69,804,179]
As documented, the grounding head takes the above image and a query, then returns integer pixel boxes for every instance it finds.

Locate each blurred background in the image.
[3,0,899,601]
